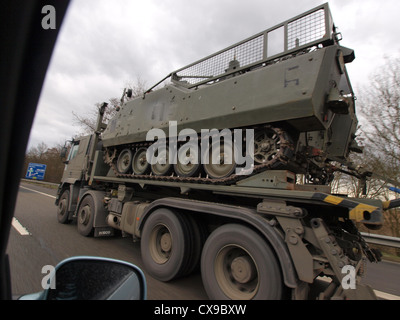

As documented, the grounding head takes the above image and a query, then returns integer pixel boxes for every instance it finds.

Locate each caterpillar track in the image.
[104,126,295,185]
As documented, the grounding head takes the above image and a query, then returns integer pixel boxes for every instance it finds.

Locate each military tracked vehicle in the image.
[55,3,400,300]
[101,2,360,184]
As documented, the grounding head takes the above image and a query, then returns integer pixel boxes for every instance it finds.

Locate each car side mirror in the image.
[19,256,146,300]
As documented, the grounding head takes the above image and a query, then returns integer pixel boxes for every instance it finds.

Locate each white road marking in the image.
[13,184,57,236]
[12,217,31,236]
[19,185,56,199]
[317,276,400,300]
[374,290,400,300]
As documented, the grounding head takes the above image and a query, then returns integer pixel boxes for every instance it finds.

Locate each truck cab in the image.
[60,135,92,184]
[55,135,92,226]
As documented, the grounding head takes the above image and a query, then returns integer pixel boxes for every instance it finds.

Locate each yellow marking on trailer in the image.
[349,203,377,222]
[323,195,343,206]
[382,201,390,210]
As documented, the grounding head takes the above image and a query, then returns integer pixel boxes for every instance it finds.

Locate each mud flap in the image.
[94,226,114,237]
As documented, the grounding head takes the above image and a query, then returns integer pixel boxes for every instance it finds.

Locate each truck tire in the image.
[57,189,70,224]
[77,195,95,237]
[140,208,196,281]
[201,223,283,300]
[185,215,208,275]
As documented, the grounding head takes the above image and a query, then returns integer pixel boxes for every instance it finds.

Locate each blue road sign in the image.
[25,163,47,180]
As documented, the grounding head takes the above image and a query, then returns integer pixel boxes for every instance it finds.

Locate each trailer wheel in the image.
[140,208,195,281]
[201,223,282,300]
[77,195,95,237]
[57,189,70,224]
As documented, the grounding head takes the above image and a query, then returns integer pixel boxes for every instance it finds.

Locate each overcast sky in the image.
[28,0,400,150]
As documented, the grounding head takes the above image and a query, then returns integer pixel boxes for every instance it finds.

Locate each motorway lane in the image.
[7,182,400,300]
[361,260,400,298]
[7,182,208,299]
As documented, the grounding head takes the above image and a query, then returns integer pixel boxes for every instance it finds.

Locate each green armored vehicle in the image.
[102,3,360,184]
[56,3,399,300]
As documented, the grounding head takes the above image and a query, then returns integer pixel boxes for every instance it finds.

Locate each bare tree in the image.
[125,76,147,99]
[355,56,400,244]
[26,142,49,160]
[359,56,400,168]
[72,77,147,135]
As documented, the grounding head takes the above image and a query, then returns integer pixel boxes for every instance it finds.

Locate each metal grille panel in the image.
[287,9,326,50]
[155,3,335,90]
[175,35,264,85]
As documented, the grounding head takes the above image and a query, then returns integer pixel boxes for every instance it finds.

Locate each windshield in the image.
[67,143,79,161]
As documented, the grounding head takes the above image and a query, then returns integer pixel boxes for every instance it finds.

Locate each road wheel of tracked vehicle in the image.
[77,195,95,237]
[116,148,133,174]
[132,147,150,175]
[174,143,201,177]
[140,208,197,281]
[201,224,283,300]
[203,141,236,179]
[150,147,173,176]
[57,189,71,224]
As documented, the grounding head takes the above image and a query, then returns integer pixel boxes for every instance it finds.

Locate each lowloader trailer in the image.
[55,3,399,300]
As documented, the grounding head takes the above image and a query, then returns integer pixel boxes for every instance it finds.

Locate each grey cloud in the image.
[28,0,400,150]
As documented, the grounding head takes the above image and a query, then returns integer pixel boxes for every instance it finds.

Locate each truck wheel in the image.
[201,223,283,300]
[184,215,208,275]
[140,208,195,281]
[77,195,95,236]
[57,189,70,224]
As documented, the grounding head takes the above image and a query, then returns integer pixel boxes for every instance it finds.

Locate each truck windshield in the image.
[67,143,80,161]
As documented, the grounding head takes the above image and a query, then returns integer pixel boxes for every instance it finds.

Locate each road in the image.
[7,182,207,300]
[7,181,400,300]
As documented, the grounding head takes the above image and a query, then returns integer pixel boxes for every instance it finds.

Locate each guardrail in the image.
[362,232,400,249]
[21,178,59,187]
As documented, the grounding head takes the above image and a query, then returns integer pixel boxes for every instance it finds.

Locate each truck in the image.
[55,3,399,300]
